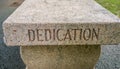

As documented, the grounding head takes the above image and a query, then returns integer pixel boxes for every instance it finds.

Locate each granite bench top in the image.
[3,0,120,46]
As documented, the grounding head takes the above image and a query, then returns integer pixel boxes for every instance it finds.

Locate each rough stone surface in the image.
[3,0,120,46]
[21,45,100,69]
[0,0,120,69]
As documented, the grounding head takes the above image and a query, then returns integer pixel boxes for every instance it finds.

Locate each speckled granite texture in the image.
[3,0,120,46]
[21,45,101,69]
[0,0,120,69]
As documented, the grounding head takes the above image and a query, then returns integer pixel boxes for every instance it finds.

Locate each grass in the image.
[95,0,120,17]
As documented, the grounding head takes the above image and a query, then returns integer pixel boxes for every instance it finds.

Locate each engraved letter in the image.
[36,29,44,41]
[45,29,51,41]
[92,28,100,40]
[53,29,56,40]
[56,29,64,41]
[28,29,35,41]
[72,29,77,40]
[64,29,72,40]
[83,28,91,41]
[79,29,83,40]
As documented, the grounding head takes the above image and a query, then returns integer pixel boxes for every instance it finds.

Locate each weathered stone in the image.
[3,0,120,46]
[21,45,100,69]
[2,0,120,69]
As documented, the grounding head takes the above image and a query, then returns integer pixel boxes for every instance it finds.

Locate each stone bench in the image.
[3,0,120,69]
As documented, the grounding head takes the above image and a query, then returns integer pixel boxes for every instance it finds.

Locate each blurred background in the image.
[0,0,120,69]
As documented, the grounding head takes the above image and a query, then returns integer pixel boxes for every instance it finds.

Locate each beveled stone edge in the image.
[3,22,120,46]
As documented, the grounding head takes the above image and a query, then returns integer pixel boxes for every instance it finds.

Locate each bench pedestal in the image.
[20,45,100,69]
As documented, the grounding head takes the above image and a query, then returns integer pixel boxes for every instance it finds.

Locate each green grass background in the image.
[96,0,120,17]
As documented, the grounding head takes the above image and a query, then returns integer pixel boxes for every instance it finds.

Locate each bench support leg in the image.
[20,45,101,69]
